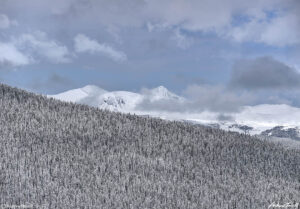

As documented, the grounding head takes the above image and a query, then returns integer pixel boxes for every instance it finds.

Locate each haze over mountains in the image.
[49,85,300,140]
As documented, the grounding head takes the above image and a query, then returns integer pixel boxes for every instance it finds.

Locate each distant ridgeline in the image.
[0,84,299,209]
[261,126,300,141]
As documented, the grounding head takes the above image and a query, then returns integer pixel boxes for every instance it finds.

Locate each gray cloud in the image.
[1,0,299,47]
[217,114,235,122]
[137,56,300,113]
[30,73,74,94]
[184,84,254,113]
[136,84,254,113]
[136,99,186,113]
[229,56,300,90]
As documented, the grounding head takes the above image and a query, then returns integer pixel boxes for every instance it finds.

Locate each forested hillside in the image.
[0,84,299,209]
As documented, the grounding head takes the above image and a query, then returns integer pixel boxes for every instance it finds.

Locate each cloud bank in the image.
[0,42,32,68]
[74,34,127,62]
[15,31,71,64]
[2,0,300,47]
[230,57,300,90]
[137,56,300,114]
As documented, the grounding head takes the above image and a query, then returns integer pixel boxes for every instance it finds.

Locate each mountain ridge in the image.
[49,85,300,139]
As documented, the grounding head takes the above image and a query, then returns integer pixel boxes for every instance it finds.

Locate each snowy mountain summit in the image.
[49,85,300,141]
[144,86,184,102]
[50,85,107,103]
[48,85,184,112]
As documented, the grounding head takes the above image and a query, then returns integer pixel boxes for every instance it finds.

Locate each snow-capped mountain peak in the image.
[81,85,107,95]
[143,86,185,102]
[48,85,107,103]
[49,85,184,112]
[151,86,170,95]
[97,91,143,111]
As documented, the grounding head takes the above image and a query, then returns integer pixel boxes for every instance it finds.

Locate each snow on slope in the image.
[185,104,300,135]
[232,104,300,135]
[143,86,185,102]
[97,91,143,112]
[235,104,300,128]
[49,85,107,103]
[49,85,300,137]
[48,85,185,112]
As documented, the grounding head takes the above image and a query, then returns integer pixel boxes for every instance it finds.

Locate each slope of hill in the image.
[1,84,300,208]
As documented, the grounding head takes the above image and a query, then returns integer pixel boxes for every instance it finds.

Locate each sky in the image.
[1,0,300,112]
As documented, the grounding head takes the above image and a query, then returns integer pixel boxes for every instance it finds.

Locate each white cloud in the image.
[15,31,71,63]
[228,13,300,46]
[0,31,71,69]
[74,34,127,62]
[172,29,194,49]
[0,42,32,68]
[0,14,17,29]
[259,14,300,46]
